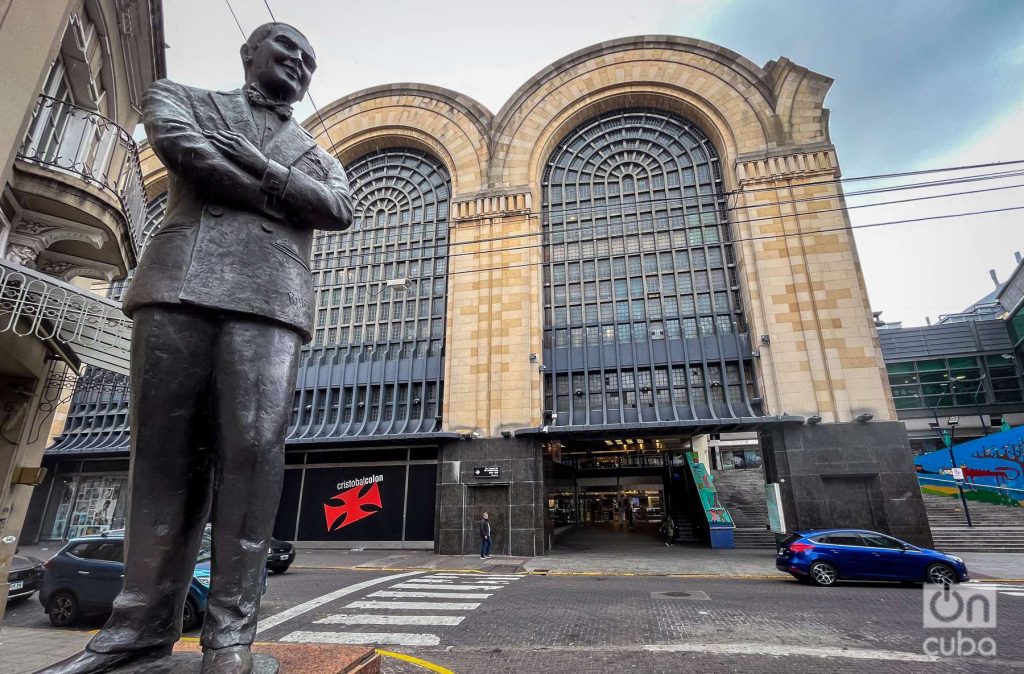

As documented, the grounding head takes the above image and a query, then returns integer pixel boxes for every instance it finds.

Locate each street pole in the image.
[944,419,973,528]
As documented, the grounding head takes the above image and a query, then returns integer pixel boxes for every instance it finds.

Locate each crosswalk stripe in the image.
[407,577,509,582]
[346,600,481,611]
[370,590,492,599]
[429,575,520,580]
[256,571,420,634]
[281,630,440,647]
[393,583,505,591]
[315,614,465,626]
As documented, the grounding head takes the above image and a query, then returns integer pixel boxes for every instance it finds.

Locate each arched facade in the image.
[291,36,925,555]
[33,35,930,554]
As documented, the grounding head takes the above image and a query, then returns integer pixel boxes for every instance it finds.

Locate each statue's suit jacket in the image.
[125,79,353,341]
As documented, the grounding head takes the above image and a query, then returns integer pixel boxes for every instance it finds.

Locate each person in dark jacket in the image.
[480,512,492,559]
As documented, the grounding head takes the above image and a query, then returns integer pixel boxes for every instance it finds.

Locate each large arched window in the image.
[290,148,450,439]
[541,108,759,427]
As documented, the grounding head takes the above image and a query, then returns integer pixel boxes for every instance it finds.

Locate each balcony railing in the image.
[0,259,132,374]
[17,95,147,250]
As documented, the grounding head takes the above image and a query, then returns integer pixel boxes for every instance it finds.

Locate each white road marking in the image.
[346,600,481,611]
[393,583,505,590]
[406,578,510,584]
[315,614,465,626]
[430,574,520,579]
[645,643,940,662]
[1002,591,1024,597]
[256,571,421,634]
[281,630,440,646]
[370,590,492,599]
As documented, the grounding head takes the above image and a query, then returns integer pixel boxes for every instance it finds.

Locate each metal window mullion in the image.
[682,142,718,420]
[632,150,662,424]
[612,155,643,424]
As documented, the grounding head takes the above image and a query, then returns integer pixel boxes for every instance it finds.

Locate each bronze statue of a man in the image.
[41,23,352,674]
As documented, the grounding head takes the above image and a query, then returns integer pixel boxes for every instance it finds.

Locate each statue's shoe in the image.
[201,645,254,674]
[34,645,172,674]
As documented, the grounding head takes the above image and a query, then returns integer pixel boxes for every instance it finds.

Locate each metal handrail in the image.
[0,259,132,374]
[919,475,1024,497]
[17,94,147,251]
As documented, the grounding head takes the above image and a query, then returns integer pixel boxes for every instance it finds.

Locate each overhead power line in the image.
[433,204,1024,280]
[302,164,1024,264]
[87,165,1024,293]
[301,173,1024,271]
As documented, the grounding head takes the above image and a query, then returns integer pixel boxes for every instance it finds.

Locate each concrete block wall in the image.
[435,438,546,557]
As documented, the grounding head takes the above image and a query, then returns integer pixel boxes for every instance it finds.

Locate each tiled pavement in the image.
[0,625,90,674]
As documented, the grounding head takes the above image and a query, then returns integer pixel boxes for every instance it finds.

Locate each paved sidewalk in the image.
[0,625,90,674]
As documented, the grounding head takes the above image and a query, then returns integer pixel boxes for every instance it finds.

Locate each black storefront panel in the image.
[273,469,303,541]
[297,465,407,541]
[404,464,438,541]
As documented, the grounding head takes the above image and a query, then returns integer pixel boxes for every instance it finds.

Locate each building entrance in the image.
[546,433,779,553]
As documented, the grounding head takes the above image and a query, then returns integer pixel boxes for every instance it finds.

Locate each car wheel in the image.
[268,564,290,575]
[808,561,838,587]
[926,563,958,585]
[181,597,201,631]
[47,591,80,627]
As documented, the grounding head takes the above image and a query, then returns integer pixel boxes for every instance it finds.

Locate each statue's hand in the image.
[204,130,268,176]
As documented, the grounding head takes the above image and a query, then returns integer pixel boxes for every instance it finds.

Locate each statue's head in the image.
[240,22,316,105]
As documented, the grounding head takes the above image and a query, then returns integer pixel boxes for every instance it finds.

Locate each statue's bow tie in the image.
[245,88,293,120]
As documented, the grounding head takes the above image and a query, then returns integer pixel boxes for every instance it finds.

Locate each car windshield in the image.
[197,533,212,563]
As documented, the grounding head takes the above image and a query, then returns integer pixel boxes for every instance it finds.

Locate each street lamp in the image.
[936,415,973,527]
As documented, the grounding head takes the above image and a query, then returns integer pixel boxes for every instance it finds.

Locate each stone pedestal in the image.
[762,421,934,547]
[435,437,546,556]
[167,642,379,674]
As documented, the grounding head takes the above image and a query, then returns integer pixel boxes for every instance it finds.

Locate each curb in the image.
[377,649,454,673]
[292,565,787,579]
[292,565,1024,582]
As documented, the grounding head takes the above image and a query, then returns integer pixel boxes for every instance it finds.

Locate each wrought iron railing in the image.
[0,259,132,374]
[920,476,1024,499]
[17,95,147,250]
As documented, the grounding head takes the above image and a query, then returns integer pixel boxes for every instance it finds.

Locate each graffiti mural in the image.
[915,425,1024,507]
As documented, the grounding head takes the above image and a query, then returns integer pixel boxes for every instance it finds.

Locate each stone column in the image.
[443,189,543,436]
[732,150,895,423]
[436,189,548,556]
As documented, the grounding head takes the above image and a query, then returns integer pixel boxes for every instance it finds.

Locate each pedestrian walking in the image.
[661,514,675,546]
[480,512,492,559]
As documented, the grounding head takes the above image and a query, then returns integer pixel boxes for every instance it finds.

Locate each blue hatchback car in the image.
[39,531,212,629]
[776,529,969,586]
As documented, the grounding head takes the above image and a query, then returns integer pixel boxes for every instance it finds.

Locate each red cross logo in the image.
[324,482,382,532]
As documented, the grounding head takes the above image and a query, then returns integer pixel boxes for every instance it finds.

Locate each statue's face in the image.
[244,26,316,104]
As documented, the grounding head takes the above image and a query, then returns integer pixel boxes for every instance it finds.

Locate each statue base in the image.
[115,653,279,673]
[169,641,379,673]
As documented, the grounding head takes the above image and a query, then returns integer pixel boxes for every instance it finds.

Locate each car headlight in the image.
[949,556,964,564]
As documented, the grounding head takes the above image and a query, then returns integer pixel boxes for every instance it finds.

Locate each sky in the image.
[161,0,1024,326]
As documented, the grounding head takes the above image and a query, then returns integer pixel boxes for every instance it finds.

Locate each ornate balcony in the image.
[0,258,132,374]
[8,95,147,280]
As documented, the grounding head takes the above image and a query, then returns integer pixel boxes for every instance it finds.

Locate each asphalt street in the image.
[5,565,1024,673]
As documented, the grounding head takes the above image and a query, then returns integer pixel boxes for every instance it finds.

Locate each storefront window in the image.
[65,476,127,539]
[42,475,79,540]
[41,474,127,540]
